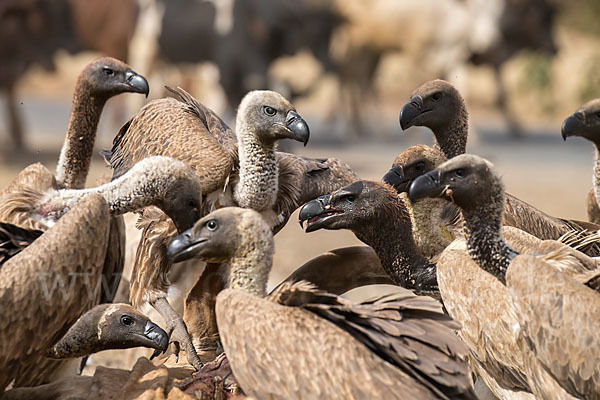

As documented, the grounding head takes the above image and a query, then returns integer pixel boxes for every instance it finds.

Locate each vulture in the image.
[394,80,600,253]
[46,303,168,360]
[0,158,201,390]
[102,87,357,368]
[409,154,600,400]
[167,207,476,400]
[0,57,149,388]
[562,99,600,224]
[298,180,439,298]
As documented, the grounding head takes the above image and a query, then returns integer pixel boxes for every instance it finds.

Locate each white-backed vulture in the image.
[561,98,600,224]
[394,80,600,254]
[409,154,600,399]
[102,87,357,368]
[166,207,476,399]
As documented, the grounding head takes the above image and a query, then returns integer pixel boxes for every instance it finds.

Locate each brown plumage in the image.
[0,195,110,391]
[394,83,600,255]
[167,207,476,399]
[562,98,600,224]
[104,87,357,369]
[298,180,439,298]
[409,154,600,399]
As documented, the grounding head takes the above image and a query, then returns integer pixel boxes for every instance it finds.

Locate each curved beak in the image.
[408,169,443,202]
[143,321,169,359]
[285,110,310,146]
[167,228,207,263]
[298,194,334,232]
[561,112,585,140]
[382,165,411,193]
[399,95,424,130]
[125,70,149,97]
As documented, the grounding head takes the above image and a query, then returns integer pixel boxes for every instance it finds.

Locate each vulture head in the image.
[298,180,402,234]
[167,207,272,264]
[399,79,464,133]
[382,145,447,193]
[237,90,310,146]
[81,57,149,99]
[408,154,502,212]
[562,99,600,146]
[47,304,168,359]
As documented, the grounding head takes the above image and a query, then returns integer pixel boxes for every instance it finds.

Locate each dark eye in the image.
[414,162,425,171]
[432,92,442,101]
[345,195,356,203]
[596,112,600,119]
[120,316,134,326]
[188,199,197,208]
[263,106,276,116]
[206,220,218,231]
[455,168,465,177]
[103,67,114,77]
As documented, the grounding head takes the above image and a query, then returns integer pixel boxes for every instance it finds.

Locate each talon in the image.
[150,348,161,360]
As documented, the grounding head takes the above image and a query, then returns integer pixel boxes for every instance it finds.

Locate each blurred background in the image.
[1,0,599,328]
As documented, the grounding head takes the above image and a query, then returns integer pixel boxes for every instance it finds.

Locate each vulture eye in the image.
[345,195,356,203]
[455,168,466,177]
[120,316,134,326]
[188,199,197,208]
[595,112,600,119]
[206,220,218,231]
[103,67,115,77]
[414,162,425,171]
[432,92,442,101]
[263,106,277,116]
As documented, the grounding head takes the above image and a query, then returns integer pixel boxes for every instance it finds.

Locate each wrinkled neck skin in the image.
[234,126,279,211]
[227,237,273,297]
[461,192,518,285]
[433,107,468,159]
[47,310,100,359]
[408,196,458,260]
[56,80,107,189]
[594,146,600,205]
[354,199,438,295]
[36,169,165,225]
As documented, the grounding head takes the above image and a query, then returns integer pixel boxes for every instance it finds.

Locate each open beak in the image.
[125,70,149,97]
[561,111,585,140]
[408,169,443,202]
[298,194,343,232]
[143,321,169,359]
[382,165,411,193]
[167,229,207,263]
[399,95,424,130]
[285,110,310,146]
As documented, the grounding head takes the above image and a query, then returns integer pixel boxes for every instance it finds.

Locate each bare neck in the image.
[56,80,107,189]
[228,238,273,297]
[408,197,457,259]
[234,127,279,211]
[433,106,468,159]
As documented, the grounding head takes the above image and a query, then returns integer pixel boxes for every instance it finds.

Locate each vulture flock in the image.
[0,57,599,400]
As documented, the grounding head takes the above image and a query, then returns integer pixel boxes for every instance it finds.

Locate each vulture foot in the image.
[152,297,203,370]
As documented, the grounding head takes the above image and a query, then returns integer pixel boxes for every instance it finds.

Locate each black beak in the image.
[125,70,149,97]
[408,169,443,202]
[298,194,330,232]
[382,165,411,193]
[399,95,424,130]
[167,229,206,263]
[561,112,585,140]
[144,321,169,360]
[286,110,310,146]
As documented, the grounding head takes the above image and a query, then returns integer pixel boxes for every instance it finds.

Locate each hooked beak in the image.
[382,165,411,193]
[285,110,310,146]
[125,70,149,97]
[167,229,207,263]
[408,169,443,202]
[298,194,343,232]
[399,95,425,130]
[561,112,585,140]
[143,321,169,360]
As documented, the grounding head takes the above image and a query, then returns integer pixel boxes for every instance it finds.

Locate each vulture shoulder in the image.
[106,87,235,195]
[0,194,110,390]
[218,282,475,400]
